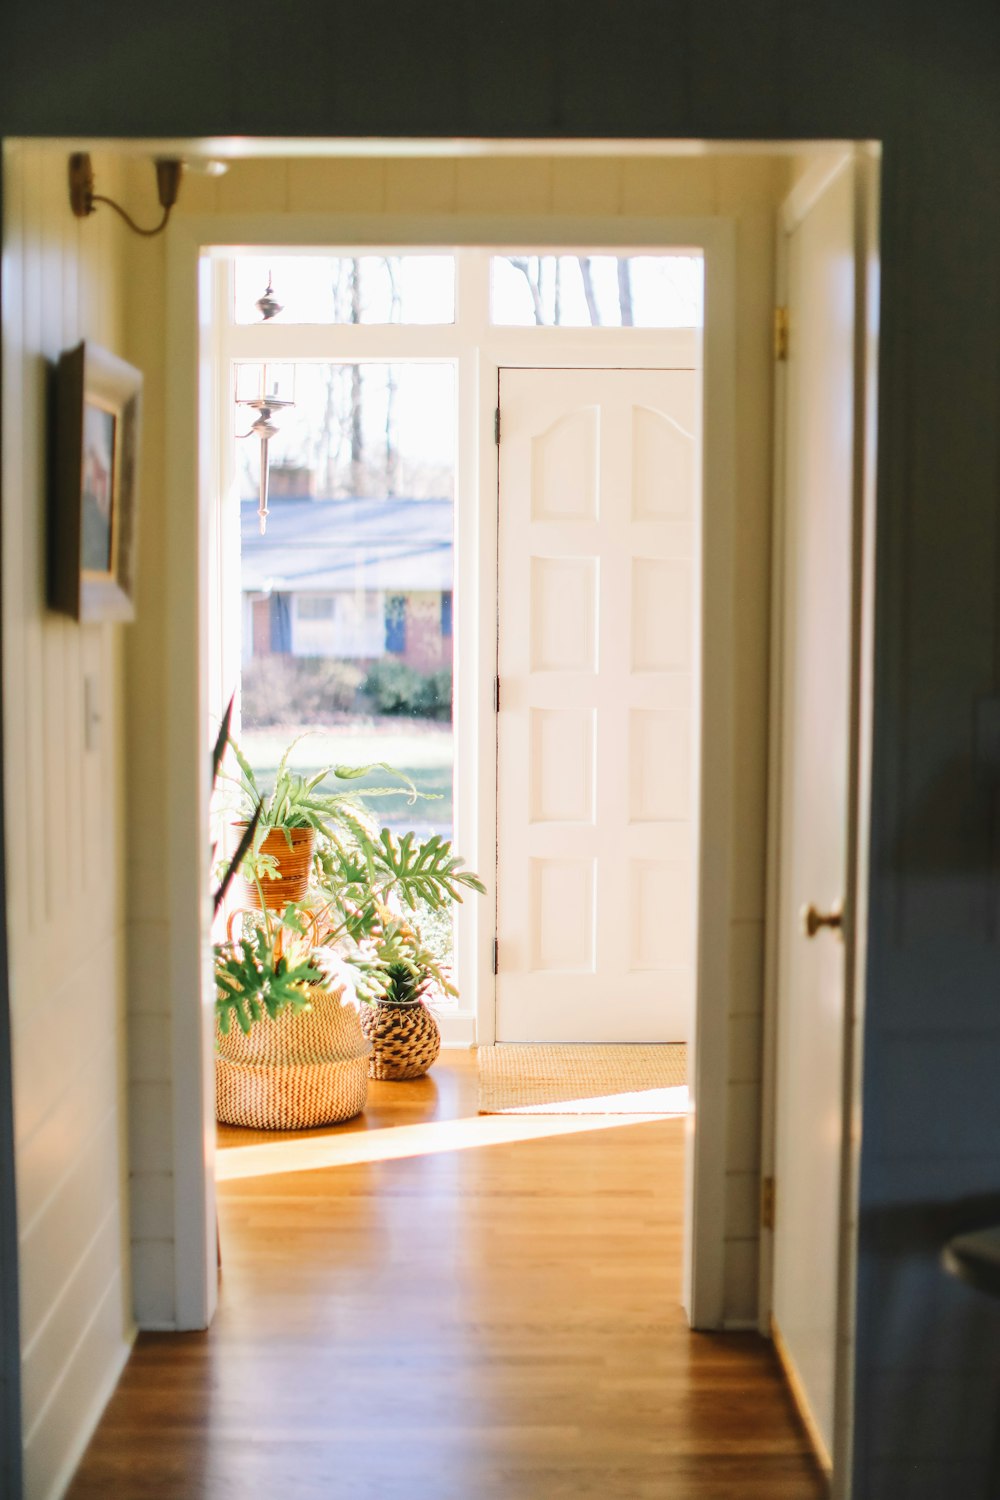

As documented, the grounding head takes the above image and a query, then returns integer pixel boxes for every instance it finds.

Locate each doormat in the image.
[477,1043,688,1115]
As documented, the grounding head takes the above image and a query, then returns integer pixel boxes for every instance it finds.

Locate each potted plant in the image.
[214,903,372,1130]
[351,915,455,1081]
[224,733,422,911]
[315,829,484,1080]
[213,729,483,1125]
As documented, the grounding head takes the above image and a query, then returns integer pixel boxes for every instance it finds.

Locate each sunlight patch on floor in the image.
[215,1093,688,1181]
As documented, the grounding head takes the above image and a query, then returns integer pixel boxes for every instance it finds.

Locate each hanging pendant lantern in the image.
[255,270,282,322]
[235,275,294,535]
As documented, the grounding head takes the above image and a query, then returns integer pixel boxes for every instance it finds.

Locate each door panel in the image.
[496,366,698,1043]
[771,161,859,1465]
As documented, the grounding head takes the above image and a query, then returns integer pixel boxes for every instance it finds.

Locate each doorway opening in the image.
[207,243,712,1055]
[150,150,852,1371]
[205,228,728,1320]
[0,136,880,1500]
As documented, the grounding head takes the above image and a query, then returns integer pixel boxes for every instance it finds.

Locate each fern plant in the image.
[227,731,422,842]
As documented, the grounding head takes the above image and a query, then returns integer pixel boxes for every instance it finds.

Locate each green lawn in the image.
[239,723,454,832]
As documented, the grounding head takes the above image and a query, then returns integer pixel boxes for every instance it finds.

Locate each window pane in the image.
[490,254,703,328]
[234,255,455,325]
[238,362,456,963]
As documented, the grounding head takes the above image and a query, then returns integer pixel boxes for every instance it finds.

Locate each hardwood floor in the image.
[68,1053,825,1499]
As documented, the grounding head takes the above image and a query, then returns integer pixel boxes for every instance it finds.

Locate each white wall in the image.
[119,197,178,1331]
[123,149,784,1327]
[1,142,133,1499]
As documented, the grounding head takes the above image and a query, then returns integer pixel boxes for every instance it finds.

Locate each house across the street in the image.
[242,495,454,672]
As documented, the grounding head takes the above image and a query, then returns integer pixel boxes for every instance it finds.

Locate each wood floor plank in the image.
[67,1053,825,1499]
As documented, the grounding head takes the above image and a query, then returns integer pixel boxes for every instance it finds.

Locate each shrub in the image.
[415,669,453,721]
[241,656,364,726]
[363,661,452,720]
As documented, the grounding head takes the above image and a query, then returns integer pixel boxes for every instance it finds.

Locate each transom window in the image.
[490,253,703,327]
[234,254,456,325]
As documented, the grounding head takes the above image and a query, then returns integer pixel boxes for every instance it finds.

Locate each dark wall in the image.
[3,4,1000,1496]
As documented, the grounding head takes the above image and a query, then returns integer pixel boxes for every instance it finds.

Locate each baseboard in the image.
[771,1317,833,1481]
[437,1011,476,1047]
[44,1325,135,1500]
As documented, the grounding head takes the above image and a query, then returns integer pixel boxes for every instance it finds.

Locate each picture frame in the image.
[51,341,142,622]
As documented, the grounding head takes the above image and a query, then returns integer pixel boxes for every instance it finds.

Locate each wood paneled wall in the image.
[1,144,133,1500]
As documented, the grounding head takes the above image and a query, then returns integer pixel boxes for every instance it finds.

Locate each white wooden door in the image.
[771,159,863,1468]
[496,366,698,1043]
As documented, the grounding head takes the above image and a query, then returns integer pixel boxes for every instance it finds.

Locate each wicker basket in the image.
[360,999,441,1081]
[239,825,315,911]
[215,982,371,1129]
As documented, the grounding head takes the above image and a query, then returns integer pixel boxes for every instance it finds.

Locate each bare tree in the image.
[617,257,634,326]
[384,259,401,496]
[577,257,602,326]
[349,260,364,494]
[241,255,457,505]
[509,256,546,325]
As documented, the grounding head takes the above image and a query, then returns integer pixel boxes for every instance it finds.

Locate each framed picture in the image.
[51,341,142,622]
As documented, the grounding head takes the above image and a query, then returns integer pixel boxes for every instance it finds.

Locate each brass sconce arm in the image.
[69,153,184,238]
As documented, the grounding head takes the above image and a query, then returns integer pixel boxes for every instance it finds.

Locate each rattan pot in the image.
[360,999,441,1081]
[239,824,315,911]
[215,982,371,1129]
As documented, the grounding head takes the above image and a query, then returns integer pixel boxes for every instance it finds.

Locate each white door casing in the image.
[162,213,737,1333]
[496,365,699,1043]
[768,155,865,1473]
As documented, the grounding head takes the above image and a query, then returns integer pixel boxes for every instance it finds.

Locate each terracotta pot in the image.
[239,824,315,911]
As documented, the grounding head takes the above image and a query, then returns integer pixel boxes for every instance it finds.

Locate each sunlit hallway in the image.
[67,1054,824,1499]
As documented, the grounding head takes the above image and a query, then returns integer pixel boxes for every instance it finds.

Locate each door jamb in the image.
[163,210,736,1333]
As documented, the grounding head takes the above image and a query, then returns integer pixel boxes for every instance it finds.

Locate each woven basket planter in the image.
[239,825,315,911]
[360,999,441,1081]
[215,982,371,1129]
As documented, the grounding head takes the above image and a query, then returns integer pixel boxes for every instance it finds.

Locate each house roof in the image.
[241,496,453,593]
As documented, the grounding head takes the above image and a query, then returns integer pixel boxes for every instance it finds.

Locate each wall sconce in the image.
[69,152,185,238]
[236,364,295,535]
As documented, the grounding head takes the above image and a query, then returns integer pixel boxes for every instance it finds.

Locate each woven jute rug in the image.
[477,1043,688,1115]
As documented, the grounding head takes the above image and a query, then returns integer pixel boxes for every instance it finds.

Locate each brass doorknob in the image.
[801,903,843,939]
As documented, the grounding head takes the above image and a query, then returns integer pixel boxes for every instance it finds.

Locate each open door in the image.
[766,149,876,1485]
[495,364,699,1044]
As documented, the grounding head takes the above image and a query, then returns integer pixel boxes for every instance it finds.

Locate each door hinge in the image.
[761,1175,776,1231]
[774,307,790,362]
[493,937,499,975]
[494,406,501,445]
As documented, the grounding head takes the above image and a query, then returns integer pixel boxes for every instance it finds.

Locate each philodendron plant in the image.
[215,904,324,1036]
[345,913,456,1008]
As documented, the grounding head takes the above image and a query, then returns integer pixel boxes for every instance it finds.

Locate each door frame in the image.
[0,716,22,1500]
[759,146,880,1494]
[163,210,736,1330]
